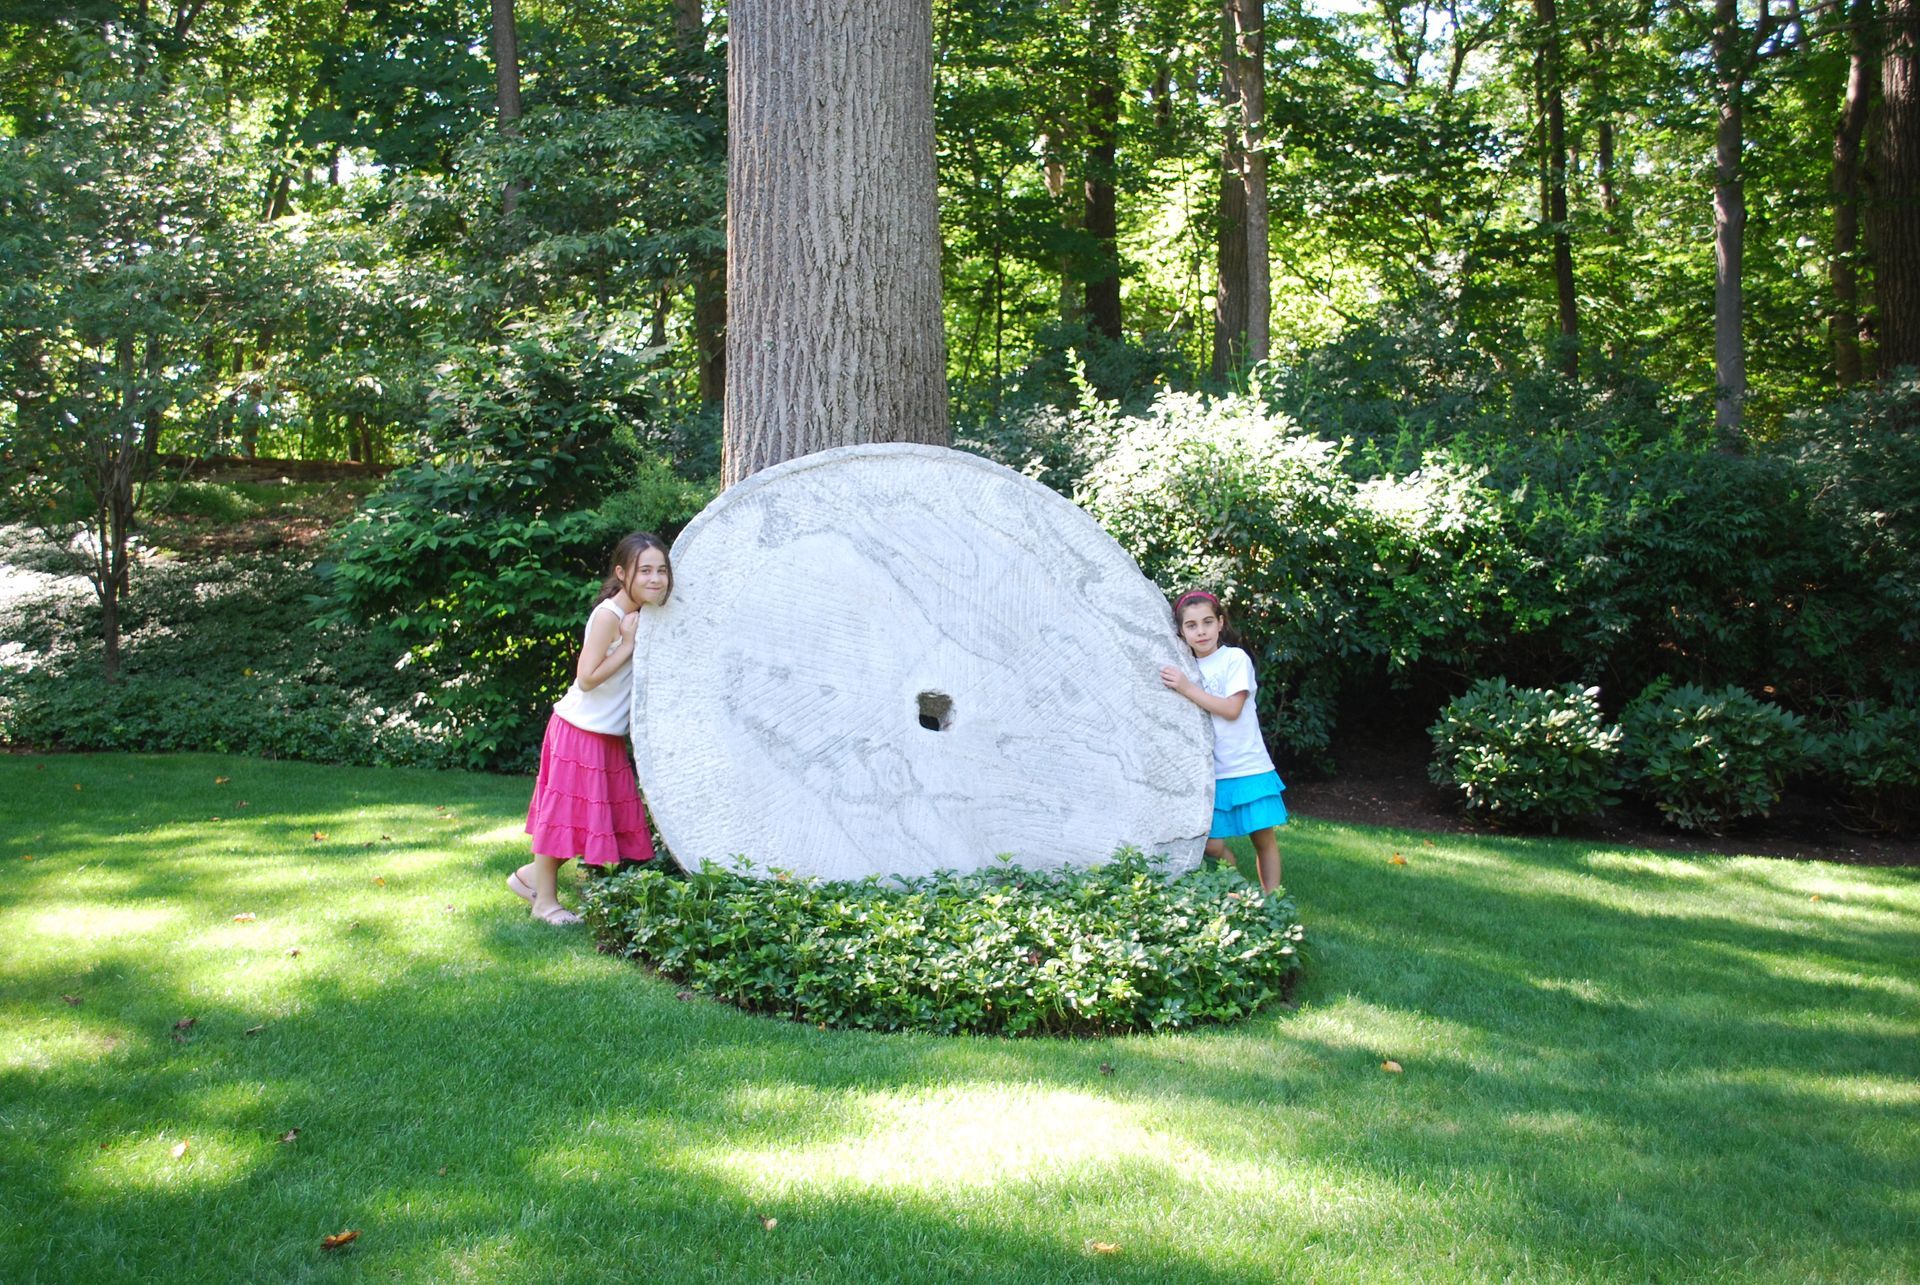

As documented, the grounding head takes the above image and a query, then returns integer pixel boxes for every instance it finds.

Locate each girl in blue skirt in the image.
[1159,590,1287,893]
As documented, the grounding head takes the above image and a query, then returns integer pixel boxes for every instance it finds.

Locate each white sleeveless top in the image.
[552,600,633,736]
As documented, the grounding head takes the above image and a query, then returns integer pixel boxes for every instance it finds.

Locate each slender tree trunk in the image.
[673,0,726,407]
[1879,0,1920,372]
[1713,0,1749,435]
[491,0,523,215]
[1213,119,1250,379]
[724,0,949,486]
[1833,0,1877,386]
[1537,0,1578,376]
[1226,0,1269,363]
[1083,0,1124,343]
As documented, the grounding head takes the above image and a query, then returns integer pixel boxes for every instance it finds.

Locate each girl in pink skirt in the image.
[510,532,670,925]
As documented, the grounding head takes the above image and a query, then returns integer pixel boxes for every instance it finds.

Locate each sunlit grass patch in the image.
[2,752,1917,1283]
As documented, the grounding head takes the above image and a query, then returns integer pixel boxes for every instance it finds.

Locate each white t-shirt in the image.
[552,600,633,736]
[1195,645,1275,780]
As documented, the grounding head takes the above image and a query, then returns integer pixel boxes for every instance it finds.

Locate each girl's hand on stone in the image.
[1159,664,1189,693]
[620,612,641,642]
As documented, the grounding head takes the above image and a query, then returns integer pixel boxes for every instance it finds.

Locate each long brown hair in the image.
[599,531,673,603]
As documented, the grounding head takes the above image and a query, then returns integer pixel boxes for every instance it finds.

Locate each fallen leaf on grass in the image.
[209,816,222,822]
[215,776,230,785]
[311,832,328,842]
[1381,1060,1404,1074]
[379,834,391,841]
[232,912,256,922]
[285,948,301,958]
[320,1230,359,1252]
[1811,894,1822,902]
[1086,1241,1121,1255]
[372,876,386,887]
[1098,1062,1114,1076]
[757,1215,778,1231]
[436,1166,447,1176]
[245,1025,265,1037]
[72,784,81,791]
[170,1140,189,1158]
[62,994,82,1006]
[237,801,249,808]
[1389,853,1407,866]
[173,1017,197,1031]
[277,1128,301,1144]
[20,854,33,862]
[676,990,696,1002]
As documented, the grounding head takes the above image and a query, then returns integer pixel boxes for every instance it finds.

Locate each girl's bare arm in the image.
[576,610,639,689]
[1158,666,1250,719]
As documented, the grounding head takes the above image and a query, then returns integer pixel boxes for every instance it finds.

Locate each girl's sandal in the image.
[530,903,582,926]
[506,871,536,905]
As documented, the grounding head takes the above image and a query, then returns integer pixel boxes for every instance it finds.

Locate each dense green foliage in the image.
[581,850,1305,1036]
[1619,682,1814,833]
[1816,700,1920,835]
[1427,679,1620,829]
[0,540,459,767]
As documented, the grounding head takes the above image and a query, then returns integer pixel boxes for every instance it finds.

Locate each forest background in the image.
[1,0,1916,832]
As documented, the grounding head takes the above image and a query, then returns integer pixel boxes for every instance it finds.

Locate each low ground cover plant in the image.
[581,849,1305,1037]
[1428,678,1620,829]
[1620,682,1812,832]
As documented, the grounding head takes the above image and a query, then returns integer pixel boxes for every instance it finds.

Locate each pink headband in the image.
[1175,590,1221,611]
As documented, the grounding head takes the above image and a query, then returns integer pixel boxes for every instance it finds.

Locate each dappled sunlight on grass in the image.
[3,753,1917,1282]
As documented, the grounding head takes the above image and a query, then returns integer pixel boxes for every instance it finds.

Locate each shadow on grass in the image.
[3,756,1918,1281]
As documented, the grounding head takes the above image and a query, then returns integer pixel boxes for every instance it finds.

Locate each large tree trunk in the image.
[1225,0,1269,364]
[491,0,523,215]
[673,0,726,407]
[1538,0,1578,376]
[1083,0,1124,343]
[1832,0,1876,386]
[1712,0,1749,435]
[724,0,949,487]
[1880,0,1920,372]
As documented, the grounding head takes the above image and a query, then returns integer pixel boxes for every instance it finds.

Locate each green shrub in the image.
[1427,679,1620,829]
[324,319,714,770]
[1078,389,1529,761]
[581,850,1305,1037]
[1817,701,1920,834]
[1619,682,1814,832]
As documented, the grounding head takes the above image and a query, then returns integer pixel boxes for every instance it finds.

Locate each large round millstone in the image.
[630,444,1212,880]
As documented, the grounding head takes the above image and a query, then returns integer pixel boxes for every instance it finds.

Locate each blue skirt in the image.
[1212,770,1287,838]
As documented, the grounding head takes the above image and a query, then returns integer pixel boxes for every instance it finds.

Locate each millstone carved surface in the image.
[631,444,1212,880]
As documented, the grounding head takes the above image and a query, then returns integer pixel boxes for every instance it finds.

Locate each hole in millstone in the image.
[917,691,954,732]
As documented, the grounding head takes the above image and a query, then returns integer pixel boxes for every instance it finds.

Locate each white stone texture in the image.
[630,444,1213,880]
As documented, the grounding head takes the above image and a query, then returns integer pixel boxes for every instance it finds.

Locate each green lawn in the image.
[2,753,1916,1283]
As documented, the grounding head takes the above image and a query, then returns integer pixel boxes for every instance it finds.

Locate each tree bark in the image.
[1538,0,1577,377]
[491,0,523,216]
[1225,0,1269,364]
[673,0,726,407]
[1713,0,1750,435]
[1083,0,1124,343]
[1213,117,1250,379]
[1832,0,1876,386]
[724,0,949,487]
[1879,0,1920,372]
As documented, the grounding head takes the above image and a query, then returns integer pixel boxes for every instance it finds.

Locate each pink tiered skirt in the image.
[524,712,656,865]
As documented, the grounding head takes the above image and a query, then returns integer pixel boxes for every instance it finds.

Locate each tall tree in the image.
[1225,0,1270,363]
[1084,0,1125,342]
[724,0,950,485]
[672,0,726,406]
[490,0,523,215]
[1879,0,1920,371]
[1536,0,1578,375]
[1709,0,1782,434]
[1831,0,1877,386]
